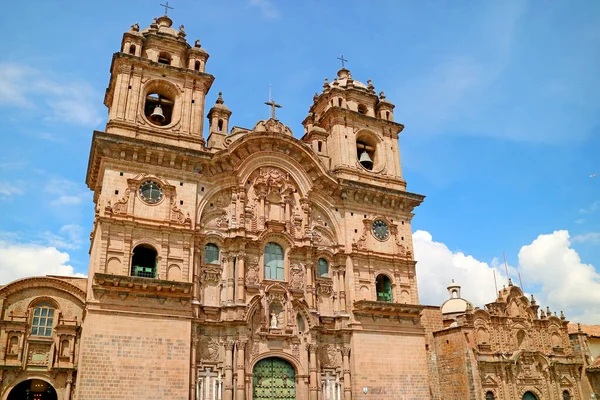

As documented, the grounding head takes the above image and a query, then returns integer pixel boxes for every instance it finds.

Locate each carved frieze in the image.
[290,263,304,291]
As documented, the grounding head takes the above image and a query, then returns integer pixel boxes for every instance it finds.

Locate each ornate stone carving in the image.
[27,344,51,366]
[253,118,293,136]
[253,168,295,197]
[290,263,304,291]
[199,336,220,361]
[245,257,260,286]
[169,197,192,225]
[202,267,222,285]
[105,188,131,215]
[316,278,333,296]
[320,344,339,368]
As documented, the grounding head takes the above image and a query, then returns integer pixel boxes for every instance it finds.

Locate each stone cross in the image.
[264,99,282,120]
[337,55,348,68]
[160,1,173,15]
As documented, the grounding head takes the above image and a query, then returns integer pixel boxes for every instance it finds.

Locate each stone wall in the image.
[75,311,191,400]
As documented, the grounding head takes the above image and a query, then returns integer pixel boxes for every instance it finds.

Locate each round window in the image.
[139,181,163,204]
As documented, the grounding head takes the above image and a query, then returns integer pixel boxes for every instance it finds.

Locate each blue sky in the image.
[1,1,598,321]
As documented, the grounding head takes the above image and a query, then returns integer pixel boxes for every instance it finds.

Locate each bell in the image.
[359,150,373,170]
[150,104,165,123]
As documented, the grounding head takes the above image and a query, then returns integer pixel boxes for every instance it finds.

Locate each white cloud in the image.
[414,229,600,323]
[0,181,25,197]
[0,62,102,127]
[249,0,279,19]
[0,240,85,285]
[39,224,85,250]
[579,200,599,214]
[572,232,600,244]
[45,177,90,207]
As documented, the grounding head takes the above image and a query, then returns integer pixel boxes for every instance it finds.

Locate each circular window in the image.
[372,220,389,240]
[139,181,163,204]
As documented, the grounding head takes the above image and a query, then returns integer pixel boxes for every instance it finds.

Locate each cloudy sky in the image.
[1,1,598,322]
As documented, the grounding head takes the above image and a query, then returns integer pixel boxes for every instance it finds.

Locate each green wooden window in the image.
[204,243,220,264]
[376,274,393,302]
[522,392,538,400]
[264,242,284,281]
[31,302,54,337]
[318,258,329,277]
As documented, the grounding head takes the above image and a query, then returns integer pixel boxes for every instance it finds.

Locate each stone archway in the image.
[253,357,296,400]
[522,391,538,400]
[7,379,58,400]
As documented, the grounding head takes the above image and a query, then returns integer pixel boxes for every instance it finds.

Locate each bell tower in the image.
[302,67,406,191]
[79,14,215,400]
[104,15,214,149]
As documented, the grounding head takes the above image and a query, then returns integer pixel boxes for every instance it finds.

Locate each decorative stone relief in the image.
[199,336,220,361]
[290,263,304,291]
[245,257,260,286]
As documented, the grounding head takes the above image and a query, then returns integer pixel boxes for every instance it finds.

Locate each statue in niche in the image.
[270,312,278,329]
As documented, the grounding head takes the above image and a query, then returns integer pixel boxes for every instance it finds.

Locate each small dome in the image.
[442,298,470,314]
[141,16,183,40]
[326,68,368,90]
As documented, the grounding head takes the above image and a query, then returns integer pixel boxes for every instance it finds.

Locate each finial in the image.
[367,79,375,92]
[195,39,201,48]
[313,92,319,102]
[179,24,185,33]
[216,92,224,104]
[508,277,513,286]
[131,22,140,32]
[546,306,551,315]
[540,309,546,318]
[379,91,386,100]
[577,323,582,333]
[530,294,536,305]
[560,311,565,320]
[452,278,454,283]
[323,77,329,89]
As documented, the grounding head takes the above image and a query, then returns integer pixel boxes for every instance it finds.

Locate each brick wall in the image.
[421,307,444,400]
[351,330,429,399]
[75,311,191,400]
[433,328,472,400]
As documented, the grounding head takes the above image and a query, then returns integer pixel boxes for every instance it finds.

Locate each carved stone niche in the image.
[264,286,294,336]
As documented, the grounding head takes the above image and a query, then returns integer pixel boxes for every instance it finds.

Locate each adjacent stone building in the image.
[0,13,598,400]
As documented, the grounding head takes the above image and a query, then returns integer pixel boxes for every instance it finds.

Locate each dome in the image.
[327,68,368,90]
[141,16,185,41]
[441,298,470,314]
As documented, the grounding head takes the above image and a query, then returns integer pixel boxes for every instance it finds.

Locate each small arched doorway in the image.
[522,391,538,400]
[253,357,295,400]
[7,379,58,400]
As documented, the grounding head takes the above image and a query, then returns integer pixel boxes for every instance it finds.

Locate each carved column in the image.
[64,371,73,400]
[308,344,318,400]
[221,256,228,305]
[236,340,246,400]
[332,269,340,315]
[192,247,201,317]
[258,194,266,229]
[227,255,235,305]
[237,253,246,304]
[341,347,352,400]
[306,261,315,308]
[224,340,235,400]
[339,269,347,313]
[191,334,198,400]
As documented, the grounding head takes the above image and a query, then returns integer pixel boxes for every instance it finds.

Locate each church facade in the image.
[0,14,598,400]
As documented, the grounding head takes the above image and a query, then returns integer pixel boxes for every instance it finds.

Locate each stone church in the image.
[0,14,598,400]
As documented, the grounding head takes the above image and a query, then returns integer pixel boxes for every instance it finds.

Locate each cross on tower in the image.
[264,99,282,120]
[160,1,173,15]
[337,54,348,68]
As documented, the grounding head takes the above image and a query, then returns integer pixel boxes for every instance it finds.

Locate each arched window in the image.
[194,60,201,71]
[129,44,136,55]
[158,52,171,65]
[204,243,220,264]
[376,274,393,302]
[485,392,495,400]
[131,244,157,278]
[31,302,55,337]
[522,392,538,400]
[264,242,284,280]
[217,119,223,131]
[318,258,329,278]
[562,390,571,400]
[357,104,367,115]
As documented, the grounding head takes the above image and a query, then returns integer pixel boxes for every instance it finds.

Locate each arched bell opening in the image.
[7,379,58,400]
[375,274,393,302]
[131,244,158,278]
[144,92,174,126]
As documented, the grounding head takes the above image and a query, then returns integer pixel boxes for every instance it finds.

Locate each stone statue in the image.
[195,39,201,48]
[270,312,278,329]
